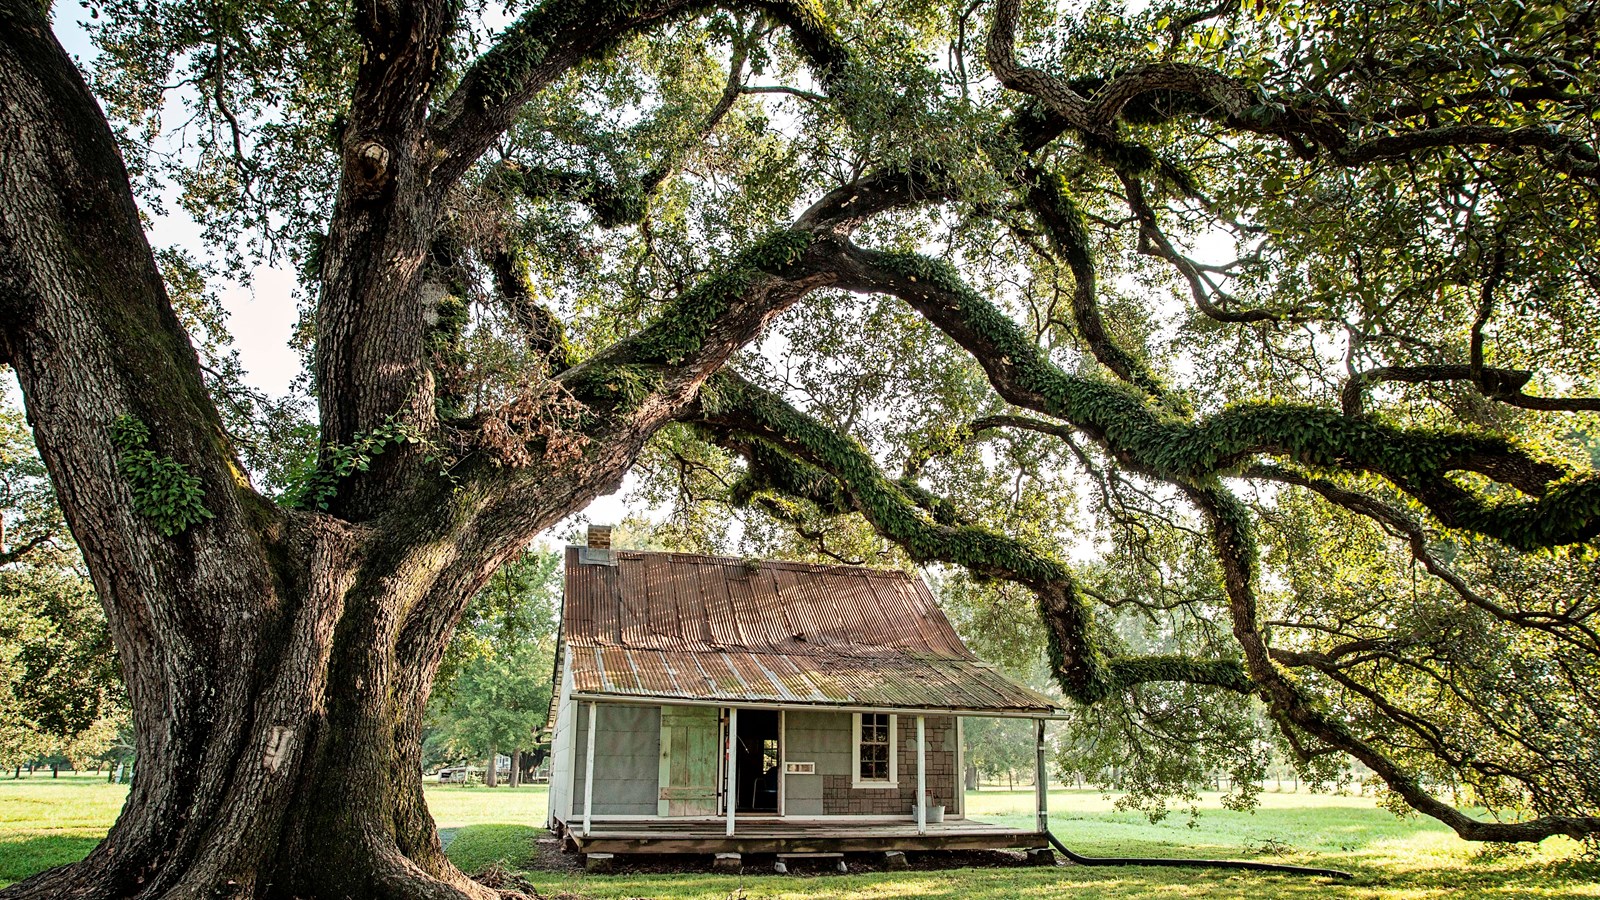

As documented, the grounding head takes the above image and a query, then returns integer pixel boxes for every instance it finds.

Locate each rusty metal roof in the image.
[556,547,1061,714]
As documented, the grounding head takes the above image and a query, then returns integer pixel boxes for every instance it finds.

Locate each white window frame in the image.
[851,712,898,788]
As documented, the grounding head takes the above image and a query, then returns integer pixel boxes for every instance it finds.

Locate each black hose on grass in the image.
[1042,830,1354,880]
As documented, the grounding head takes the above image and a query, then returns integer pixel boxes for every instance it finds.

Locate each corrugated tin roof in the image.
[558,547,1061,714]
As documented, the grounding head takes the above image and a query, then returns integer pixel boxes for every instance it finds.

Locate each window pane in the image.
[859,714,894,781]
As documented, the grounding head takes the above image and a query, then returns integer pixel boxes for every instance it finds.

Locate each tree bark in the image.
[0,5,552,897]
[509,751,521,789]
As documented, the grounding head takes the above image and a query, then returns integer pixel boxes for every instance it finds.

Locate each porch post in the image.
[583,701,597,837]
[725,707,738,837]
[1034,717,1047,834]
[778,709,787,818]
[916,715,927,835]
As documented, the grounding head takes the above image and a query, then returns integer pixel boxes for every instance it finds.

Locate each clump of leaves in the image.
[283,418,426,510]
[476,377,590,468]
[109,416,213,537]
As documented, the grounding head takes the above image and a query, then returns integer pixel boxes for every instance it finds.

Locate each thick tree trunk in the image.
[509,751,521,789]
[0,501,525,900]
[3,616,509,900]
[484,749,498,788]
[0,7,521,898]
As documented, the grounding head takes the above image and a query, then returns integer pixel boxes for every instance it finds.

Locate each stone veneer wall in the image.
[817,715,958,816]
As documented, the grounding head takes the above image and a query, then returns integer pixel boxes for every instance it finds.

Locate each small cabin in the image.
[545,528,1067,863]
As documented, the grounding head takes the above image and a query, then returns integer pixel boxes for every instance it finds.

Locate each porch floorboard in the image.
[566,818,1046,855]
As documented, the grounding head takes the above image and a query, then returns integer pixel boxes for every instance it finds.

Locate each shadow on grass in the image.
[519,857,1600,900]
[517,866,1386,900]
[444,824,542,874]
[0,835,100,888]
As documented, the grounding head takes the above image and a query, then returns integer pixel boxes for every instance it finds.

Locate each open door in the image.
[734,709,781,813]
[658,706,720,816]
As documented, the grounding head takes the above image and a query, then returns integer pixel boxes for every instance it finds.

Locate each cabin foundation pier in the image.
[583,853,614,873]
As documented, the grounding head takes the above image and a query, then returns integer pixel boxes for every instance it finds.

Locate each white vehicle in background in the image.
[435,766,483,784]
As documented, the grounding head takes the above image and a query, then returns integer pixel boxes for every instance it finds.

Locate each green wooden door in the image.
[658,706,721,816]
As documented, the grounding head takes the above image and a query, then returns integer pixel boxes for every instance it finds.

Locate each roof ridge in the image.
[565,545,917,579]
[565,642,979,664]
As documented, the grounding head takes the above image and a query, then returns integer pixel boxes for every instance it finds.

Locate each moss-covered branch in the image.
[1184,480,1600,843]
[1249,463,1600,655]
[557,228,826,423]
[990,23,1600,183]
[833,244,1600,550]
[487,248,572,372]
[606,230,817,369]
[695,371,1254,704]
[1018,164,1170,399]
[487,164,651,228]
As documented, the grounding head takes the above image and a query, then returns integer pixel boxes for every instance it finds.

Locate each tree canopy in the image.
[3,0,1600,895]
[59,0,1600,846]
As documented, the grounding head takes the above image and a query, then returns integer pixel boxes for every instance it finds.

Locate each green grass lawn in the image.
[0,774,129,888]
[4,776,1596,898]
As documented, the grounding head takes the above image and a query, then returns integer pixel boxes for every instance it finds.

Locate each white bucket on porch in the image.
[926,805,945,824]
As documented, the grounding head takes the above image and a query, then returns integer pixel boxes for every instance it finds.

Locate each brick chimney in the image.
[587,524,613,549]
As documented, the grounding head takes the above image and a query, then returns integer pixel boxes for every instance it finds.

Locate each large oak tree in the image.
[2,0,1599,896]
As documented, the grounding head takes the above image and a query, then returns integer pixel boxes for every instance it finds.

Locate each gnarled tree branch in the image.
[827,243,1600,549]
[691,371,1255,704]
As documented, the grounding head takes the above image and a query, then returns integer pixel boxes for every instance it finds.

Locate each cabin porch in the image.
[559,816,1048,855]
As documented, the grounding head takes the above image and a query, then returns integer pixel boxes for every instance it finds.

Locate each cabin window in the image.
[852,713,897,787]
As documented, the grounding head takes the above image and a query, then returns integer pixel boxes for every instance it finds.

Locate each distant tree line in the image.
[422,549,560,787]
[0,390,128,780]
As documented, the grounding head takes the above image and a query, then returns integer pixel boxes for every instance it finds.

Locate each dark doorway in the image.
[734,710,781,812]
